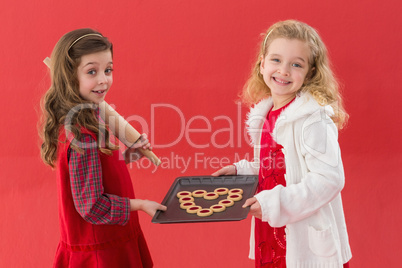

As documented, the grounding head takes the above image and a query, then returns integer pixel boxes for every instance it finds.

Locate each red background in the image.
[1,0,401,267]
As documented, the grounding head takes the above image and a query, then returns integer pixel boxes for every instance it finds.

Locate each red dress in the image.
[255,103,289,268]
[254,100,350,268]
[53,128,153,267]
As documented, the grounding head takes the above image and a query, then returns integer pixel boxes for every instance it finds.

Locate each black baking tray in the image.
[152,175,258,224]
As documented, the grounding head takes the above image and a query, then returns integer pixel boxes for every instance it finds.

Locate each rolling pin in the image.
[43,57,161,166]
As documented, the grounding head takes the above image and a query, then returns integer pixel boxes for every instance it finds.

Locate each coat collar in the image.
[246,92,333,145]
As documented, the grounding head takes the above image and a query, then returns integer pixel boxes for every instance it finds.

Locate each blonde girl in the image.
[213,20,352,267]
[39,28,166,268]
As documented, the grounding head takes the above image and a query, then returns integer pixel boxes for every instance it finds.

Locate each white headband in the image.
[68,33,103,50]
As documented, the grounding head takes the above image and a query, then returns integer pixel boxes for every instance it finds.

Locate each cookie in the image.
[179,196,194,203]
[192,190,207,198]
[203,192,219,200]
[210,204,226,212]
[228,188,243,195]
[228,194,243,201]
[219,199,234,207]
[180,202,195,209]
[177,191,192,198]
[197,208,213,217]
[186,205,202,214]
[214,187,229,195]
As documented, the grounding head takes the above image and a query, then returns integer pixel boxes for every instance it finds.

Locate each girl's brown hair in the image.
[39,28,117,168]
[241,20,348,129]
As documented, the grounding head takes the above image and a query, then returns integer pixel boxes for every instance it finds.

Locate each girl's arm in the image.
[211,164,236,176]
[130,199,167,217]
[69,134,130,225]
[212,157,260,176]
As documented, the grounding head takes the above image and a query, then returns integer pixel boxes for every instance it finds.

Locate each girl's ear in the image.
[307,66,316,79]
[260,55,265,74]
[304,67,316,86]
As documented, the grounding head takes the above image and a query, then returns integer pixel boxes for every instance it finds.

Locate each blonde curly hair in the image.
[241,20,348,129]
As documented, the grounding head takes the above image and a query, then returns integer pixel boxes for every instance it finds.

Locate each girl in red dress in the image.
[39,28,166,268]
[213,20,352,267]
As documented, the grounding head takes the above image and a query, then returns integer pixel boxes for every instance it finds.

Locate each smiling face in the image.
[77,50,113,104]
[260,38,311,108]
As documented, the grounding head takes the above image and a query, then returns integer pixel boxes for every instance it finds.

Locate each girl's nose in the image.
[277,65,290,76]
[98,73,108,84]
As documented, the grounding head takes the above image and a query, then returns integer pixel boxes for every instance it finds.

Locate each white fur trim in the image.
[245,98,272,146]
[245,93,334,145]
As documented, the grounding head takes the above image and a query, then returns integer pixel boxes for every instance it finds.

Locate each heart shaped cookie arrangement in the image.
[176,188,244,217]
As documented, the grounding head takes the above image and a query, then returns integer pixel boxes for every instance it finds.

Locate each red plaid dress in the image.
[68,134,130,225]
[53,126,153,268]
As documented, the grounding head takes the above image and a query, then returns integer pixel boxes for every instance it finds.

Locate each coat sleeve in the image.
[234,136,261,175]
[234,159,259,175]
[255,109,345,227]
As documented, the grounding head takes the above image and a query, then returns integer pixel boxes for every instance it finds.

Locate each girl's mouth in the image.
[273,77,291,84]
[92,90,106,95]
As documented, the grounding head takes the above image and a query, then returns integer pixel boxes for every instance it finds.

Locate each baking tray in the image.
[152,175,258,224]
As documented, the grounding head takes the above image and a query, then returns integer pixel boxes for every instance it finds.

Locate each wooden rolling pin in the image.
[98,101,161,166]
[43,57,161,166]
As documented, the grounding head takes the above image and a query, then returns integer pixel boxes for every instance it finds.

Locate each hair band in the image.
[68,33,103,50]
[262,29,274,51]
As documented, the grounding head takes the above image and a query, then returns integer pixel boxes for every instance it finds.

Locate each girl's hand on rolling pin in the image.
[242,197,262,219]
[124,133,151,164]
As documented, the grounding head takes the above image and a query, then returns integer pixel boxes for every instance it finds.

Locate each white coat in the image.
[234,92,352,268]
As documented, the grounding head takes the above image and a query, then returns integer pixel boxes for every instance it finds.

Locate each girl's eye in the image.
[271,58,280,63]
[87,70,96,75]
[292,63,302,68]
[105,68,114,74]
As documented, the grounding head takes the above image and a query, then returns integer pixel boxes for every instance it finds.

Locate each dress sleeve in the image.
[68,134,130,226]
[255,109,345,227]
